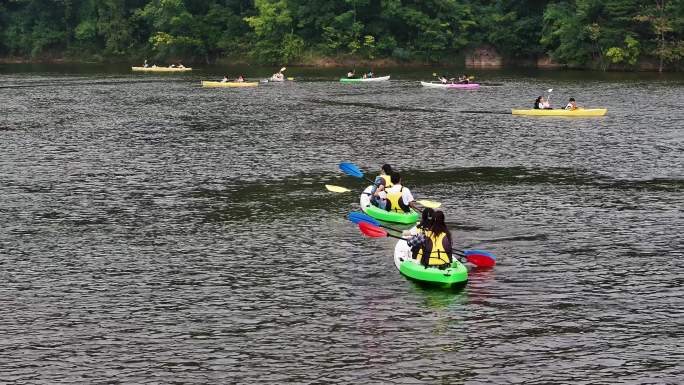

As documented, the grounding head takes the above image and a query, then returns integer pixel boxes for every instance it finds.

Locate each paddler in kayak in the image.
[220,75,229,83]
[271,67,285,81]
[404,208,435,249]
[565,97,578,110]
[534,96,553,109]
[236,75,246,82]
[415,210,453,268]
[347,70,355,78]
[369,164,393,209]
[457,75,470,84]
[382,173,420,213]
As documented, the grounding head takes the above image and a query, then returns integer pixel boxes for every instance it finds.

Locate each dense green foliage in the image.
[0,0,682,70]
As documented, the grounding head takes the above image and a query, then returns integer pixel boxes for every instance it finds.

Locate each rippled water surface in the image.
[1,65,683,383]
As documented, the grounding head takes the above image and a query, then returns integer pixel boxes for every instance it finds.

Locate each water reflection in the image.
[0,66,682,383]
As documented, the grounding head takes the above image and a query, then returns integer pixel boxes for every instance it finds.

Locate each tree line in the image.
[0,0,682,71]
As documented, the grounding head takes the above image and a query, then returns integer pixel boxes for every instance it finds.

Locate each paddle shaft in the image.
[376,231,467,260]
[368,221,467,256]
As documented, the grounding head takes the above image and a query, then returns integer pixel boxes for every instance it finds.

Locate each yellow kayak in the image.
[201,81,258,88]
[512,108,607,116]
[131,66,192,72]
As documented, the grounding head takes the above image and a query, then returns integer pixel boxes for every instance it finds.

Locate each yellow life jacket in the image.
[385,187,410,213]
[415,231,451,266]
[380,174,393,188]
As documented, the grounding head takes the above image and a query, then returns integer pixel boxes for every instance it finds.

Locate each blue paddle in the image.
[349,212,497,267]
[339,162,375,183]
[348,211,381,227]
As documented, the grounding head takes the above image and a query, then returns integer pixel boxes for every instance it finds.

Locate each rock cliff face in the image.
[465,46,502,69]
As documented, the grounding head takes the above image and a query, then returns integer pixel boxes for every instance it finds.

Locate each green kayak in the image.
[360,186,419,224]
[394,240,468,289]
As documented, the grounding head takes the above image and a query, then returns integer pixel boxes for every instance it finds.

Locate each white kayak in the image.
[420,81,480,89]
[340,76,390,83]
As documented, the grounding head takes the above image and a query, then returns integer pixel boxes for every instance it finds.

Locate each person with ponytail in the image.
[405,208,435,259]
[418,210,453,268]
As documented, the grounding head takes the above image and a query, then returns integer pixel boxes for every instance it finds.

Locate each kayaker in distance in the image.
[414,210,453,268]
[382,173,421,213]
[143,59,149,68]
[565,98,578,110]
[347,70,355,78]
[236,75,245,82]
[221,75,229,83]
[534,96,553,109]
[458,75,470,84]
[367,70,374,78]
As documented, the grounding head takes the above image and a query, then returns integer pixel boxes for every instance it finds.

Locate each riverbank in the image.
[0,53,680,72]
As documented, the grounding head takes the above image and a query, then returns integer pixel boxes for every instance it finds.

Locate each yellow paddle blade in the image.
[280,67,286,72]
[468,76,475,80]
[325,184,352,193]
[417,199,441,208]
[287,77,294,80]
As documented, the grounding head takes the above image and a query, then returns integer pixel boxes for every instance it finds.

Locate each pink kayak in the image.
[420,81,480,89]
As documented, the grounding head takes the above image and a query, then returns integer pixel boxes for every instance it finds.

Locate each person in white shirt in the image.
[565,97,578,110]
[379,173,420,213]
[534,96,552,109]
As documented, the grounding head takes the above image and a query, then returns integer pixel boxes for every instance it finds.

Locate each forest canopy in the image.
[0,0,682,71]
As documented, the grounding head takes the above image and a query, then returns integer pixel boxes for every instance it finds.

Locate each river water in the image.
[1,64,682,384]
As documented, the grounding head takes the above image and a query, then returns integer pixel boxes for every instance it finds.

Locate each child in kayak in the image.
[221,75,229,83]
[565,98,578,110]
[370,164,393,209]
[405,208,435,258]
[382,173,420,213]
[416,211,453,268]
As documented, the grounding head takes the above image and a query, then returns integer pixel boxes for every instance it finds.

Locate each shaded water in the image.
[1,65,683,383]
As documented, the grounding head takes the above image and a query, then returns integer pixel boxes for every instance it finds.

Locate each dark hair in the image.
[535,96,542,103]
[569,97,575,102]
[418,208,435,229]
[381,164,392,175]
[391,173,401,184]
[430,211,451,243]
